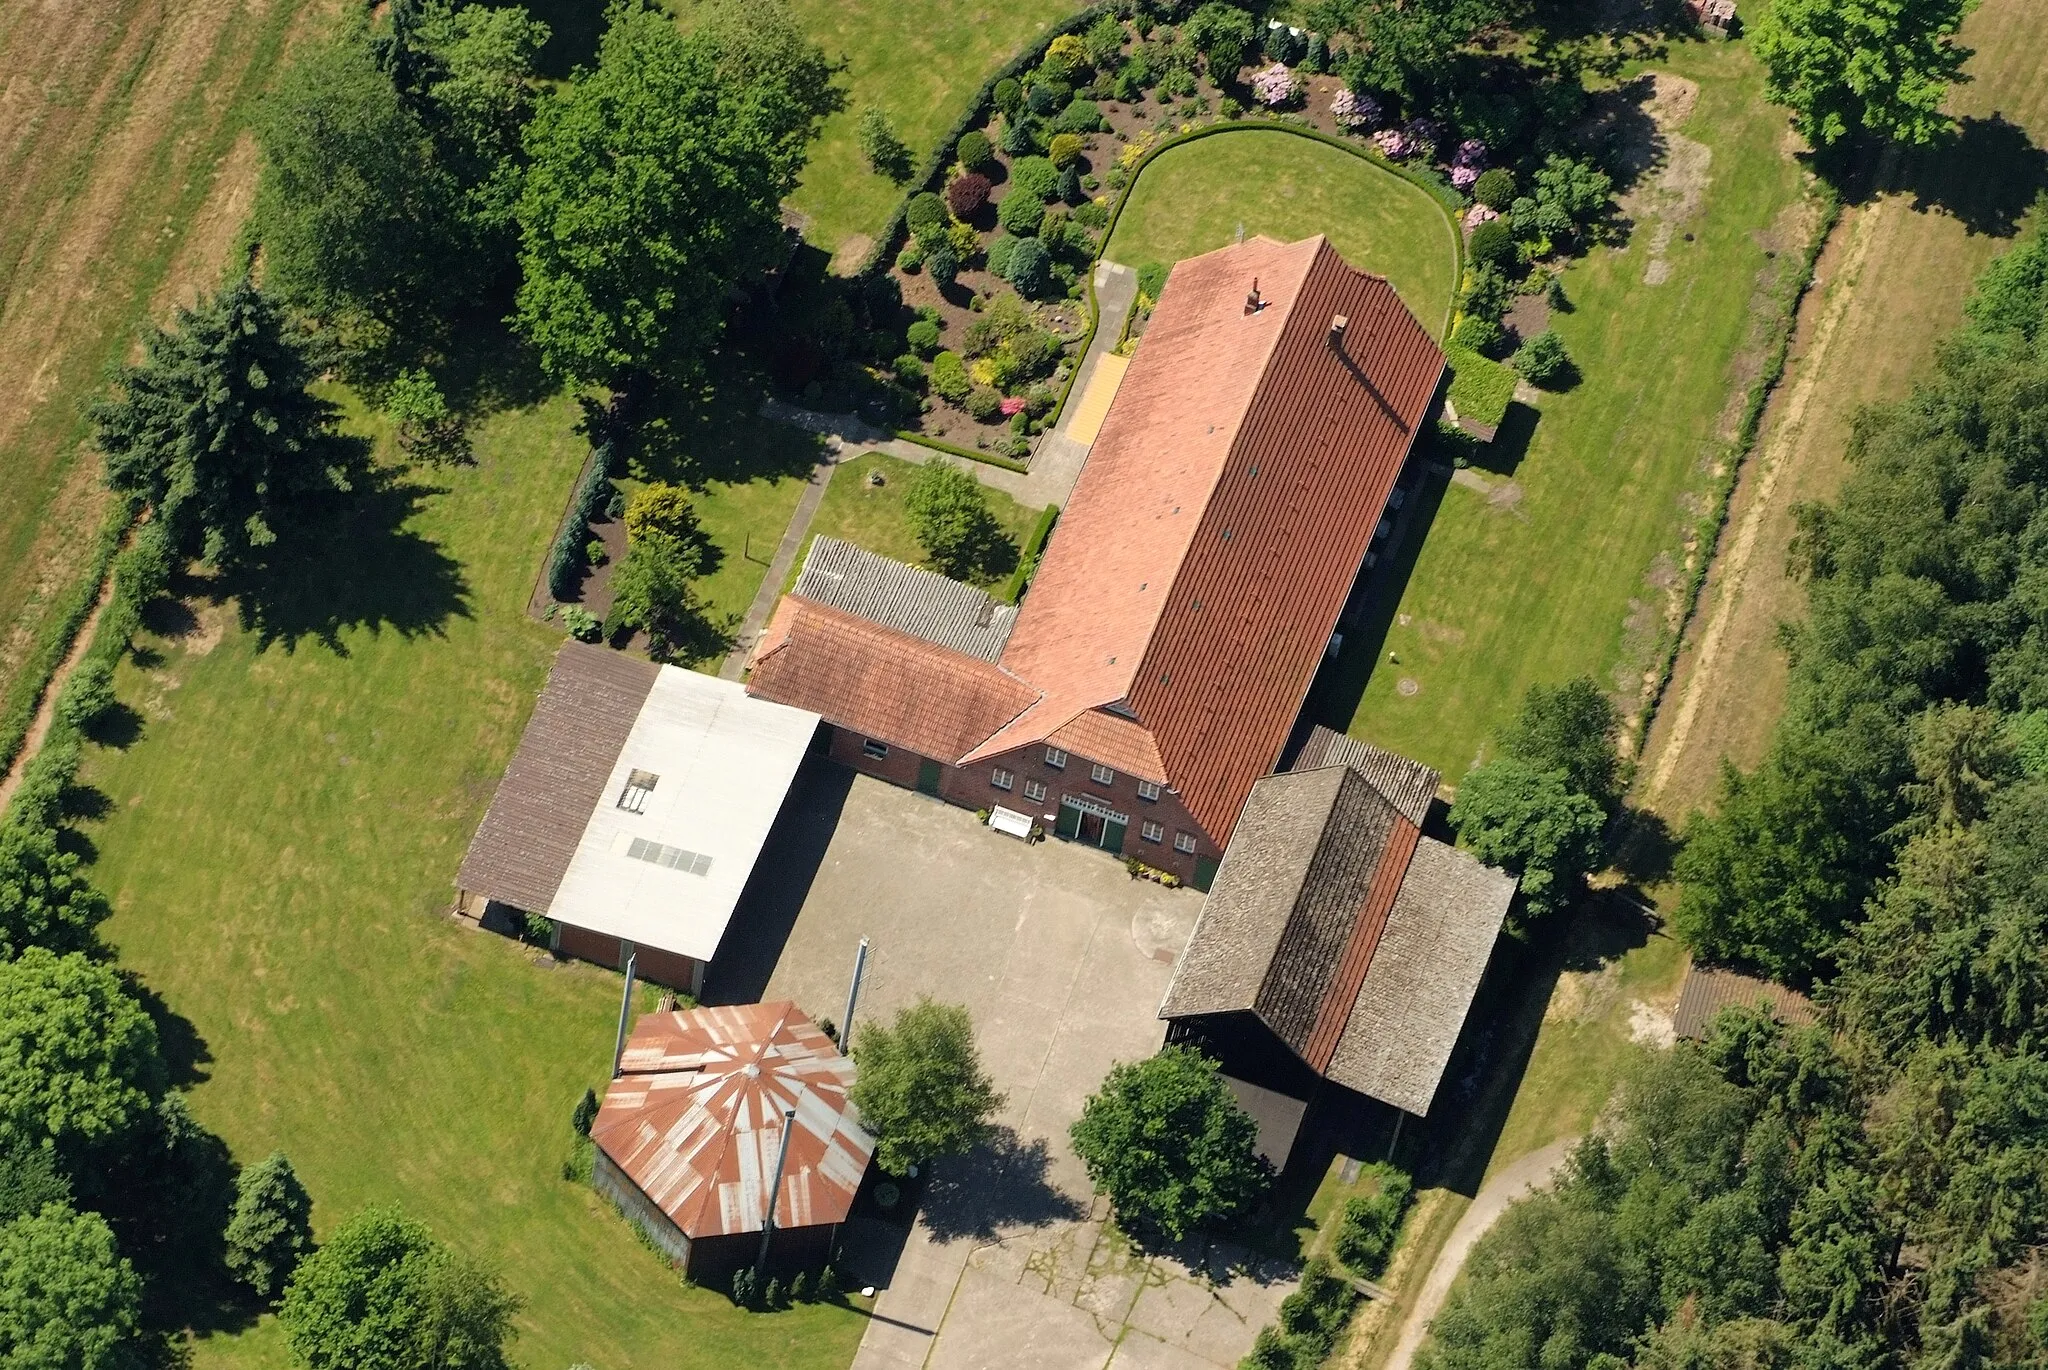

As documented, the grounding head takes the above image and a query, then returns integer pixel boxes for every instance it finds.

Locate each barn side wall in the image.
[592,1147,694,1268]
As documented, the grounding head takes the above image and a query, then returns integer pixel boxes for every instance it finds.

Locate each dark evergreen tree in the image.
[225,1151,315,1303]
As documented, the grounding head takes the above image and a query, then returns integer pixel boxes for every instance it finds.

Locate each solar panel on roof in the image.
[624,836,711,877]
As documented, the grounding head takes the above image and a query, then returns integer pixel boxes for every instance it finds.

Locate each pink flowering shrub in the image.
[1449,138,1487,188]
[1371,128,1410,159]
[1451,165,1480,189]
[999,396,1028,416]
[1464,205,1501,231]
[1251,63,1301,108]
[1402,117,1442,162]
[1330,88,1380,131]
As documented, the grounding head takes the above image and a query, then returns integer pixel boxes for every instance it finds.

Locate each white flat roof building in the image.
[456,643,822,991]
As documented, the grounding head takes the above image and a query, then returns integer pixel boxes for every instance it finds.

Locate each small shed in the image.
[1672,963,1816,1041]
[590,1001,875,1284]
[1684,0,1737,35]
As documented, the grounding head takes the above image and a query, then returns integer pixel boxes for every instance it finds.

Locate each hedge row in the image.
[998,502,1061,603]
[0,500,137,781]
[1442,342,1515,427]
[544,439,618,602]
[892,430,1031,473]
[852,0,1124,280]
[3,514,165,834]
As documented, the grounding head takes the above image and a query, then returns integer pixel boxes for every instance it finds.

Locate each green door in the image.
[1102,817,1128,854]
[916,758,942,795]
[1193,855,1220,892]
[1055,802,1081,840]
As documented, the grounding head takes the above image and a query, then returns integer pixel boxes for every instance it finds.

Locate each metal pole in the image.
[1386,1110,1406,1164]
[611,952,638,1079]
[839,937,870,1057]
[755,1107,798,1274]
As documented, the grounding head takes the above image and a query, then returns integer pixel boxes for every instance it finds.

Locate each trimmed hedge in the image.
[1443,343,1516,429]
[998,503,1060,602]
[544,441,617,602]
[890,430,1031,474]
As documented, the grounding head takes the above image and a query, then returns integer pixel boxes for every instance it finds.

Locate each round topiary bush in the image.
[926,241,960,290]
[947,172,992,218]
[993,77,1022,116]
[1005,237,1053,298]
[1512,330,1575,388]
[1000,115,1039,157]
[1026,78,1071,116]
[893,353,927,388]
[956,129,992,170]
[906,318,942,357]
[1048,133,1084,169]
[998,190,1046,236]
[1009,155,1060,202]
[1467,219,1516,274]
[1053,97,1105,134]
[931,351,971,402]
[906,191,948,240]
[1472,167,1516,211]
[966,386,1004,421]
[1450,314,1504,356]
[897,242,924,273]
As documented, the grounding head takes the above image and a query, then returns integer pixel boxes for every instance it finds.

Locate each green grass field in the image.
[1105,129,1463,338]
[1320,43,1811,776]
[783,0,1082,258]
[76,391,868,1368]
[789,451,1043,590]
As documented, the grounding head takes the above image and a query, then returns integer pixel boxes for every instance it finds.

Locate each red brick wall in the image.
[826,726,929,790]
[554,922,703,994]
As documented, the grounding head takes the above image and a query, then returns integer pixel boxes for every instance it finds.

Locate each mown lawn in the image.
[78,391,869,1368]
[790,451,1044,590]
[1322,41,1812,776]
[782,0,1083,259]
[1105,129,1462,338]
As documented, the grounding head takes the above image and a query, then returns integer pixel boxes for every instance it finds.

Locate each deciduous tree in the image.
[0,948,164,1161]
[1754,0,1975,148]
[0,824,111,962]
[0,1203,143,1370]
[903,462,1014,581]
[1069,1046,1269,1242]
[280,1207,519,1370]
[850,999,1004,1174]
[514,0,836,388]
[1448,758,1605,925]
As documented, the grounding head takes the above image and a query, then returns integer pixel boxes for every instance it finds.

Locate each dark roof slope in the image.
[1160,762,1515,1116]
[1672,964,1817,1041]
[1293,725,1442,827]
[792,537,1018,663]
[457,642,658,913]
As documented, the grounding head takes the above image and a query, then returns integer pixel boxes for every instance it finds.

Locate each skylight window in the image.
[625,837,711,877]
[617,769,660,813]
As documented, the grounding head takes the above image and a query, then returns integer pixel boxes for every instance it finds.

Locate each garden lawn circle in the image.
[1104,127,1461,339]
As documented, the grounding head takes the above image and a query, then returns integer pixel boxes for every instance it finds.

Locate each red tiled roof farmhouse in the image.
[969,235,1444,839]
[749,596,1038,763]
[749,235,1443,848]
[591,1001,874,1240]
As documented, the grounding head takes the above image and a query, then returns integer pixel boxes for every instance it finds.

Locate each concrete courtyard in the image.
[707,763,1295,1370]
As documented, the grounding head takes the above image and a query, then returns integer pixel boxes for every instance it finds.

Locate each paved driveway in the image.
[709,765,1292,1370]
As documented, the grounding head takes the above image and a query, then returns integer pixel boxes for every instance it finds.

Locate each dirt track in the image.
[0,0,318,715]
[1637,0,2048,819]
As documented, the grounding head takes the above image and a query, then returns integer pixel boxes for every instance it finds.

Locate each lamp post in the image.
[755,1107,798,1275]
[839,936,869,1056]
[611,952,639,1079]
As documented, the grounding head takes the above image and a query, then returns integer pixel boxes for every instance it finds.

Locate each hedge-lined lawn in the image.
[789,451,1044,590]
[783,0,1083,259]
[1323,43,1812,776]
[1104,129,1462,337]
[78,392,868,1368]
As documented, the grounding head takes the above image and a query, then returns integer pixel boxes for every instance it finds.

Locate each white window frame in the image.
[1045,746,1068,769]
[1023,779,1047,803]
[862,738,889,760]
[1136,779,1161,802]
[1141,820,1164,843]
[1173,831,1198,854]
[1090,763,1116,785]
[991,767,1015,791]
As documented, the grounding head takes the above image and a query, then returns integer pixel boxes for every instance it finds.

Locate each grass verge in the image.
[786,451,1044,592]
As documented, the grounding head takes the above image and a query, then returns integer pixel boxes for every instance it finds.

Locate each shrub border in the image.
[0,501,135,781]
[1629,183,1842,759]
[890,429,1031,473]
[542,438,618,603]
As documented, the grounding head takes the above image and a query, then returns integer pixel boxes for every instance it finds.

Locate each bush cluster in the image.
[1332,1164,1412,1278]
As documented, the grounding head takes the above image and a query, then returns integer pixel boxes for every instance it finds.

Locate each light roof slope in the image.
[548,666,819,961]
[592,1002,875,1239]
[457,643,659,914]
[792,536,1018,663]
[1327,838,1515,1114]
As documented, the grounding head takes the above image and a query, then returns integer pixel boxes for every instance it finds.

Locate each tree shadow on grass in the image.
[199,468,471,657]
[1887,114,2048,239]
[629,359,829,491]
[917,1126,1087,1243]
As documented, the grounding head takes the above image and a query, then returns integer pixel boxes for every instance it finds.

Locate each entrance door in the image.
[916,758,942,795]
[1102,816,1127,854]
[1077,811,1105,846]
[1055,803,1081,840]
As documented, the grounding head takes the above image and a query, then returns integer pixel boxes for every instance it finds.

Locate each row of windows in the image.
[1041,746,1161,799]
[992,769,1197,852]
